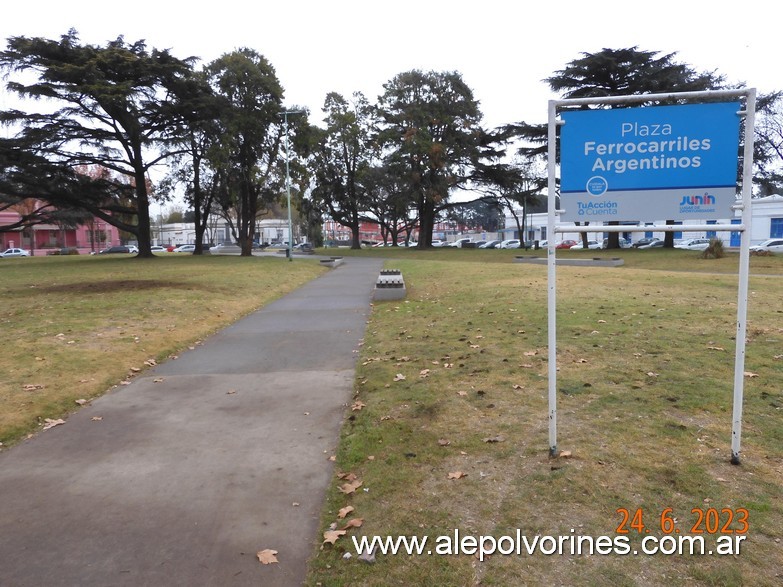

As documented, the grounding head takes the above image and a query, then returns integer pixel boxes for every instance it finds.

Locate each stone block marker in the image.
[373,269,406,301]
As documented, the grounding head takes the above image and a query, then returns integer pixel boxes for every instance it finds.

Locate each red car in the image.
[555,240,578,249]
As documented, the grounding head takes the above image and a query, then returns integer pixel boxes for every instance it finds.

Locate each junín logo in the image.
[679,193,716,206]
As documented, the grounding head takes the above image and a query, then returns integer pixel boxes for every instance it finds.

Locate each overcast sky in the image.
[1,0,778,130]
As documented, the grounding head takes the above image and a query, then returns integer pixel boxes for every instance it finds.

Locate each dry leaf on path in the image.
[257,549,278,564]
[448,471,467,479]
[323,530,347,545]
[43,418,65,430]
[337,506,354,519]
[351,401,366,411]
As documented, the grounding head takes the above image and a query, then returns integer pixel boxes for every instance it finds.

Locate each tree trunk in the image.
[135,170,154,258]
[664,220,675,247]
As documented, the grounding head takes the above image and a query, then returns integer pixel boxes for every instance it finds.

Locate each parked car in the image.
[632,237,661,248]
[637,238,664,249]
[749,238,783,253]
[600,238,631,249]
[569,240,601,250]
[555,240,578,249]
[430,239,447,247]
[449,238,472,248]
[150,245,167,253]
[479,239,502,249]
[46,247,80,255]
[127,245,139,254]
[172,244,196,253]
[674,238,712,251]
[499,239,521,249]
[0,247,30,258]
[99,245,132,254]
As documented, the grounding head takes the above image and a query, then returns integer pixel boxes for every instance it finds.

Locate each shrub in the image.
[700,237,725,259]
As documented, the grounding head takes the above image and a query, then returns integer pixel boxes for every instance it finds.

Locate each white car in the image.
[0,248,30,258]
[172,244,196,253]
[430,240,447,247]
[674,238,712,251]
[449,238,472,248]
[749,238,783,253]
[150,245,167,253]
[499,239,521,249]
[569,240,601,250]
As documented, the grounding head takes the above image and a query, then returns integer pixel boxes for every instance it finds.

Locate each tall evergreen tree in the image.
[506,47,730,248]
[0,30,199,257]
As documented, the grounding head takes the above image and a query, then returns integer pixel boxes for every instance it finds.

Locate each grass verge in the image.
[307,250,782,586]
[0,254,325,447]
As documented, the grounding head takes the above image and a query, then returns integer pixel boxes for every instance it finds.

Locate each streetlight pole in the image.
[281,109,304,262]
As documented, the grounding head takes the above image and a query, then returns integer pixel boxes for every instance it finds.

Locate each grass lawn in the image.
[306,247,783,586]
[0,253,325,447]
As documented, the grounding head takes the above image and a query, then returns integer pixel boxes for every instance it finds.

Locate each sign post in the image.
[546,89,755,464]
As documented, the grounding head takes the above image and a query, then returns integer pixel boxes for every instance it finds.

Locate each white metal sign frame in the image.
[546,88,756,464]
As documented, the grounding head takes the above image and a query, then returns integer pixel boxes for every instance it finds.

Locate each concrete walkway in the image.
[0,256,384,587]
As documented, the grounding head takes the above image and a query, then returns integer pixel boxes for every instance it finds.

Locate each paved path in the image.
[0,256,384,587]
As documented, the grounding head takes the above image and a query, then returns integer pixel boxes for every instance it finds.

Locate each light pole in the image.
[281,109,304,262]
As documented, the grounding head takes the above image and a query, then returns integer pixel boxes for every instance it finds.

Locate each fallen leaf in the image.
[91,416,102,421]
[512,384,524,390]
[292,502,300,507]
[337,506,355,519]
[42,418,65,430]
[744,371,759,378]
[323,530,346,545]
[457,391,468,397]
[419,369,430,377]
[339,479,363,494]
[22,384,44,391]
[351,401,366,411]
[342,518,364,530]
[448,471,467,479]
[524,351,537,356]
[153,377,164,383]
[367,455,375,461]
[337,472,358,481]
[597,319,607,323]
[257,549,278,564]
[393,373,406,382]
[483,435,505,443]
[647,372,659,377]
[144,359,157,367]
[707,346,725,351]
[558,450,572,458]
[75,399,88,405]
[437,438,450,446]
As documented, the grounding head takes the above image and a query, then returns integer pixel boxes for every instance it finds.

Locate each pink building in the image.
[0,209,122,255]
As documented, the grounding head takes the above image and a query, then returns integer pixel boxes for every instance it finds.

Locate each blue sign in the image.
[560,102,741,221]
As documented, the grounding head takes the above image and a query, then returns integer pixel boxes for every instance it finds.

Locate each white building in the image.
[504,194,783,246]
[154,217,292,247]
